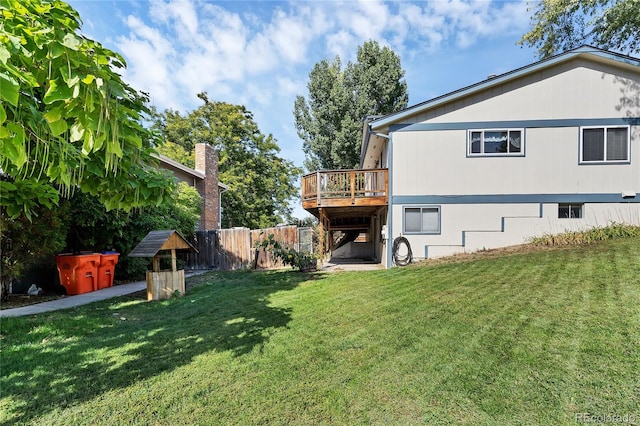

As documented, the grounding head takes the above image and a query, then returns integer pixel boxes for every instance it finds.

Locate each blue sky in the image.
[68,0,539,218]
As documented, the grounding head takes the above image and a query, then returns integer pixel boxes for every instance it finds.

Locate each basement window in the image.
[403,206,441,234]
[558,203,583,219]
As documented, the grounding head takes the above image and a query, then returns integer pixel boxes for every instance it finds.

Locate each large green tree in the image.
[159,93,302,229]
[62,181,201,280]
[0,196,69,300]
[0,0,172,219]
[294,40,408,171]
[519,0,640,59]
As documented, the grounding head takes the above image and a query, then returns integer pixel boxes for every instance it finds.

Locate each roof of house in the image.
[128,230,198,257]
[155,154,205,179]
[154,154,230,190]
[369,45,640,131]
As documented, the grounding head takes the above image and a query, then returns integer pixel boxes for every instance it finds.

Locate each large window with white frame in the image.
[580,126,629,163]
[469,129,524,156]
[403,206,440,234]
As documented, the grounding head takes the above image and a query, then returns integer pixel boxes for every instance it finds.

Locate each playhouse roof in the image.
[128,230,198,257]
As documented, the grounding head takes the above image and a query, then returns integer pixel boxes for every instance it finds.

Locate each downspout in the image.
[218,186,228,229]
[386,132,394,268]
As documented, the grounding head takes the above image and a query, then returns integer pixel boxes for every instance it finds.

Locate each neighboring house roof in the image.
[370,45,640,132]
[155,154,204,179]
[154,154,229,190]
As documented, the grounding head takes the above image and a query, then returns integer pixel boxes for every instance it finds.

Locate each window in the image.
[469,129,523,156]
[404,206,440,234]
[558,203,583,219]
[580,126,629,163]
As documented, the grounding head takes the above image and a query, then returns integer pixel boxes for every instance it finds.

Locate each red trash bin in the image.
[55,253,101,295]
[98,252,120,289]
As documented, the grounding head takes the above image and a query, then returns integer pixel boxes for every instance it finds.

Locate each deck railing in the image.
[302,169,388,208]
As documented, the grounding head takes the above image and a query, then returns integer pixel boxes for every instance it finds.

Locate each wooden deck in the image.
[301,169,388,216]
[302,169,388,259]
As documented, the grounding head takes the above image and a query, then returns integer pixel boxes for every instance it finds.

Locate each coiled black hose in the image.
[392,236,412,266]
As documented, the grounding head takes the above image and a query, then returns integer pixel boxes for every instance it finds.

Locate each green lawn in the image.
[1,239,639,425]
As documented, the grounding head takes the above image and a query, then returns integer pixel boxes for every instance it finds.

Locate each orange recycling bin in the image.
[98,252,120,289]
[55,253,101,295]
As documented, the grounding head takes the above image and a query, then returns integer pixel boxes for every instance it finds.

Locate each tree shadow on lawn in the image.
[1,270,326,424]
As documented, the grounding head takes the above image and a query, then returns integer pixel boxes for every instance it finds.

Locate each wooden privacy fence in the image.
[185,226,314,271]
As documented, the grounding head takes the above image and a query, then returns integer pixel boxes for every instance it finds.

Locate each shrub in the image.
[64,182,201,280]
[529,222,640,246]
[258,234,318,271]
[0,203,69,299]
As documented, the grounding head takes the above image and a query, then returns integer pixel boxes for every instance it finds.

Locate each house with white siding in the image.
[302,46,640,267]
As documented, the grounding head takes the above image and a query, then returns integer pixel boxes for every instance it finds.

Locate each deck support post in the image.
[318,208,332,260]
[350,170,355,204]
[316,171,321,206]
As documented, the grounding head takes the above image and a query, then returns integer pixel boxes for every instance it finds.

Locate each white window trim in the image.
[468,128,525,157]
[579,125,630,164]
[403,205,441,235]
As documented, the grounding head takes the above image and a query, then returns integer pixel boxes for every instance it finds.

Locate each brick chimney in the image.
[195,143,220,230]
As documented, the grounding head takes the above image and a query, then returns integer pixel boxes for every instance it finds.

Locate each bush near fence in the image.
[186,226,314,271]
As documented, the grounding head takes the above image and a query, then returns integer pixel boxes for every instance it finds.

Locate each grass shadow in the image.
[0,269,326,424]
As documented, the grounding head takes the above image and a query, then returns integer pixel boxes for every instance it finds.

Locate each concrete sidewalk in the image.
[0,280,147,318]
[1,271,210,318]
[321,258,384,272]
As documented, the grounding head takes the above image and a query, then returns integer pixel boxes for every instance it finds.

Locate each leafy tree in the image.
[0,0,172,220]
[155,141,195,169]
[64,182,201,280]
[0,200,69,300]
[294,40,408,170]
[519,0,640,59]
[159,93,302,229]
[0,179,200,299]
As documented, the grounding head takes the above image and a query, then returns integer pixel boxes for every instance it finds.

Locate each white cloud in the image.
[343,0,389,42]
[325,29,357,61]
[117,16,178,108]
[149,0,199,36]
[112,0,533,143]
[116,0,532,111]
[495,1,532,35]
[277,76,305,98]
[395,3,445,52]
[268,9,312,63]
[245,33,278,74]
[122,15,173,55]
[426,0,530,48]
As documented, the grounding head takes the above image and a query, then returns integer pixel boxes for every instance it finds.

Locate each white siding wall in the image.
[393,126,639,196]
[409,60,639,123]
[386,56,640,261]
[391,202,640,260]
